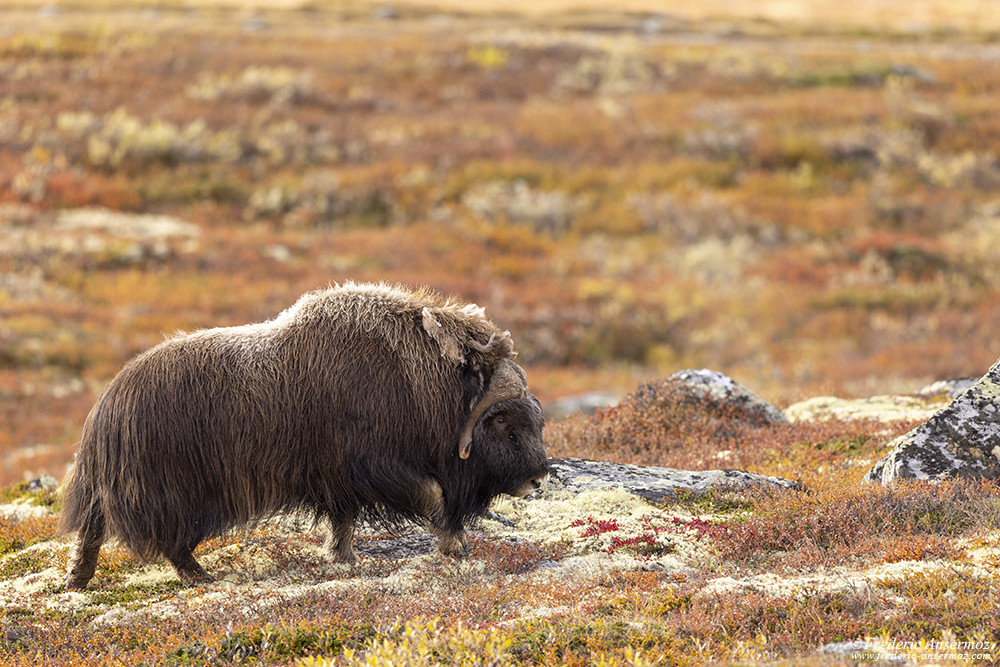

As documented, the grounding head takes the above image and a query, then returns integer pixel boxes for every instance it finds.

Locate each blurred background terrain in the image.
[4,0,1000,485]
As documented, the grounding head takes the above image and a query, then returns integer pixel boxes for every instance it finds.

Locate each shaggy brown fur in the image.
[59,282,549,589]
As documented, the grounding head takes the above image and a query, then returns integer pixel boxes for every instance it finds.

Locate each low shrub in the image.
[707,480,993,568]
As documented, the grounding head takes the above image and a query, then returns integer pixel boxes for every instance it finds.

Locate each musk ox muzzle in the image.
[58,282,549,589]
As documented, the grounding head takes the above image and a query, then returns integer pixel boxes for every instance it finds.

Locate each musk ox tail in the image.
[59,461,106,590]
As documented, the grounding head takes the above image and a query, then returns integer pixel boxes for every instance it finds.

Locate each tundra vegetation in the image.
[3,0,1000,664]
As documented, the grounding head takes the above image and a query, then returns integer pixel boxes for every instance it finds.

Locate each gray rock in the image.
[351,457,799,557]
[546,457,800,503]
[356,532,436,560]
[639,369,788,426]
[866,359,1000,483]
[27,474,58,491]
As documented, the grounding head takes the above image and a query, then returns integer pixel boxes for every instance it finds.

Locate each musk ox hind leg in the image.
[325,516,359,564]
[166,542,213,585]
[65,511,105,590]
[418,479,468,556]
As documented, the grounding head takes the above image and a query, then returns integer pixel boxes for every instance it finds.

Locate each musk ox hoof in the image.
[436,531,469,557]
[168,549,214,585]
[332,551,359,565]
[178,570,214,586]
[66,562,98,590]
[439,545,469,558]
[324,530,358,564]
[65,577,90,591]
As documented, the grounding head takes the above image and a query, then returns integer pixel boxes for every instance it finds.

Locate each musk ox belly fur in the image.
[59,282,549,589]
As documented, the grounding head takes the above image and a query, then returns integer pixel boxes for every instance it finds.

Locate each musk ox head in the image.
[468,394,549,498]
[454,356,548,501]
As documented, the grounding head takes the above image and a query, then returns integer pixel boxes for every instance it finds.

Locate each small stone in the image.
[27,474,58,491]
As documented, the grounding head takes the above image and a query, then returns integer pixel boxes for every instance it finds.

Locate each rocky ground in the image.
[3,369,999,664]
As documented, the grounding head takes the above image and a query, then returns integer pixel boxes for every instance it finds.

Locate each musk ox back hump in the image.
[287,282,513,366]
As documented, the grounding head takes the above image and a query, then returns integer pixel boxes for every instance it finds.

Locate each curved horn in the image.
[458,359,529,459]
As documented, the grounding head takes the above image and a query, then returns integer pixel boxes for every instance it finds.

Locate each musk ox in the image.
[59,282,549,589]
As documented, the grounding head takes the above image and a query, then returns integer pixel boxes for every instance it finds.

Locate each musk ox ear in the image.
[422,307,465,363]
[458,359,529,459]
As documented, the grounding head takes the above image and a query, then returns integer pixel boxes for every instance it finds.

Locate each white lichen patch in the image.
[54,208,201,239]
[958,530,1000,566]
[280,576,358,599]
[0,540,64,593]
[554,551,673,578]
[488,488,651,549]
[0,566,63,597]
[106,574,364,625]
[119,564,177,588]
[0,499,55,521]
[43,590,92,613]
[1,207,202,266]
[700,557,980,608]
[702,568,873,600]
[499,604,575,625]
[0,538,63,559]
[785,395,948,423]
[90,608,129,625]
[378,553,444,595]
[486,487,715,574]
[862,558,965,581]
[186,585,237,607]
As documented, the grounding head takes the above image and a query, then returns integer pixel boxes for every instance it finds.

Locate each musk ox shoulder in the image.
[59,282,549,589]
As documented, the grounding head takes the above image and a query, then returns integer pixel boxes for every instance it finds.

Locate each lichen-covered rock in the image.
[866,360,1000,483]
[545,370,790,469]
[329,457,800,560]
[345,457,800,558]
[632,369,787,427]
[547,457,800,503]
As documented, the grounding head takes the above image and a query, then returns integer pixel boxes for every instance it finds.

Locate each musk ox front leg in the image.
[325,516,359,564]
[167,543,213,585]
[418,479,468,556]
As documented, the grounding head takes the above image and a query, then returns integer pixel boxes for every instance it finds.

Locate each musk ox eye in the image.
[495,416,507,426]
